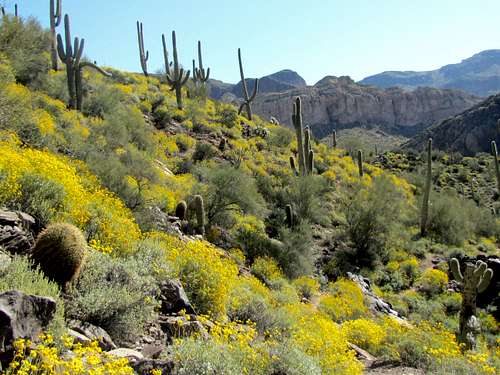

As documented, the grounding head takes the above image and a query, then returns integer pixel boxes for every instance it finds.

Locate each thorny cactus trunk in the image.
[357,150,363,177]
[136,21,149,77]
[49,0,62,71]
[237,48,259,120]
[420,138,432,236]
[450,258,493,350]
[492,141,500,196]
[164,31,190,110]
[291,97,314,176]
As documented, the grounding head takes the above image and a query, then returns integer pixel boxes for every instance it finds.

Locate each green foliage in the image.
[0,15,50,84]
[216,104,239,128]
[0,256,65,338]
[65,250,159,345]
[285,175,329,225]
[277,222,315,278]
[198,165,267,228]
[345,175,411,267]
[268,126,293,148]
[192,142,216,162]
[31,223,87,290]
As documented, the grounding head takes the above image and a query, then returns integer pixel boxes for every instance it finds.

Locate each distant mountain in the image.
[208,69,306,100]
[251,75,480,138]
[404,94,500,156]
[360,50,500,97]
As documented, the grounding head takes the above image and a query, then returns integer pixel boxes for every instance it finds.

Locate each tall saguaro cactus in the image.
[237,48,259,120]
[57,14,111,110]
[290,97,314,176]
[332,130,337,148]
[492,141,500,196]
[357,150,364,177]
[136,21,149,77]
[164,31,190,110]
[420,138,432,236]
[450,258,493,350]
[49,0,62,71]
[194,40,210,84]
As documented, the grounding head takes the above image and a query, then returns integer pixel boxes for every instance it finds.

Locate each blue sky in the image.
[6,0,500,84]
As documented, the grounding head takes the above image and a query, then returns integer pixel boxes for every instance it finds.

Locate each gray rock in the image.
[108,348,144,361]
[68,320,117,351]
[132,359,174,374]
[159,315,208,341]
[159,279,195,315]
[0,290,56,366]
[347,273,402,319]
[0,209,36,254]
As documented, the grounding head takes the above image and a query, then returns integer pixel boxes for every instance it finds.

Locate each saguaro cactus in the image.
[420,138,432,236]
[187,195,205,236]
[57,15,111,110]
[290,97,314,175]
[164,31,190,110]
[136,21,149,77]
[492,140,500,196]
[194,40,210,84]
[450,258,493,350]
[332,130,337,148]
[237,48,259,120]
[285,204,294,228]
[49,0,62,71]
[357,150,363,177]
[1,6,5,16]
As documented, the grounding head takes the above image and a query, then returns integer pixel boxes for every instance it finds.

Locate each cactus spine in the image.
[136,21,149,77]
[194,40,210,84]
[450,258,493,350]
[357,150,363,177]
[420,138,432,236]
[492,141,500,196]
[57,15,111,110]
[237,48,259,120]
[31,223,87,291]
[164,31,190,110]
[49,0,62,71]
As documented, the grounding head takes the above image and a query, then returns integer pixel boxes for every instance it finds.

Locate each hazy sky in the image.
[7,0,500,84]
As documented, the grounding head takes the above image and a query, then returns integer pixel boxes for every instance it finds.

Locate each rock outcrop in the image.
[0,209,36,254]
[0,290,56,366]
[252,76,480,138]
[404,94,500,156]
[360,49,500,97]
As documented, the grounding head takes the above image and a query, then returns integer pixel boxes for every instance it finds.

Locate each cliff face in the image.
[404,94,500,156]
[252,76,480,137]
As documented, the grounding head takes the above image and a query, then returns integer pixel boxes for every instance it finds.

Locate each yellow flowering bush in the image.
[416,268,448,296]
[292,276,320,299]
[251,256,283,283]
[0,138,140,253]
[5,335,134,374]
[286,303,363,374]
[328,279,368,319]
[341,319,386,351]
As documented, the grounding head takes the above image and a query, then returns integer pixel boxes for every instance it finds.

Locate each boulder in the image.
[68,320,116,351]
[347,273,402,319]
[132,359,174,374]
[159,315,208,341]
[159,279,195,315]
[107,348,144,361]
[0,210,36,255]
[0,290,56,366]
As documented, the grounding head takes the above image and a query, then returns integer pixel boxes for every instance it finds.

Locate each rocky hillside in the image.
[252,76,480,138]
[405,93,500,155]
[360,50,500,97]
[209,69,306,100]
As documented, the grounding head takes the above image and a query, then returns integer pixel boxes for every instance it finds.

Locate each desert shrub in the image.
[341,319,386,352]
[268,342,322,375]
[251,256,283,285]
[175,133,196,152]
[328,279,367,318]
[159,233,239,318]
[285,175,329,225]
[345,175,411,267]
[65,251,158,344]
[216,104,239,128]
[0,16,50,84]
[82,80,125,118]
[268,126,293,148]
[0,256,65,337]
[416,268,448,297]
[0,54,16,84]
[192,141,217,162]
[275,222,315,278]
[292,276,320,300]
[198,166,267,228]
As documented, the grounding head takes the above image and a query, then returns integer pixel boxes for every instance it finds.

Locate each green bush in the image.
[65,250,159,345]
[345,175,411,267]
[0,16,50,84]
[285,176,329,226]
[192,142,217,162]
[268,126,293,148]
[0,256,65,338]
[216,104,239,128]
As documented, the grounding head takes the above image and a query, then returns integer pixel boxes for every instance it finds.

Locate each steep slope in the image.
[360,50,500,97]
[252,76,480,138]
[405,94,500,155]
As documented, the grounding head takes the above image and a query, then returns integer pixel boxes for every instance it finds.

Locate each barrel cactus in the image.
[450,258,493,350]
[31,223,87,290]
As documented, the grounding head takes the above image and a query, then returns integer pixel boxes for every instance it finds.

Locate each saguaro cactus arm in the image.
[237,48,259,120]
[136,21,149,77]
[450,258,464,282]
[162,33,172,76]
[195,40,210,82]
[165,31,190,109]
[49,0,62,70]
